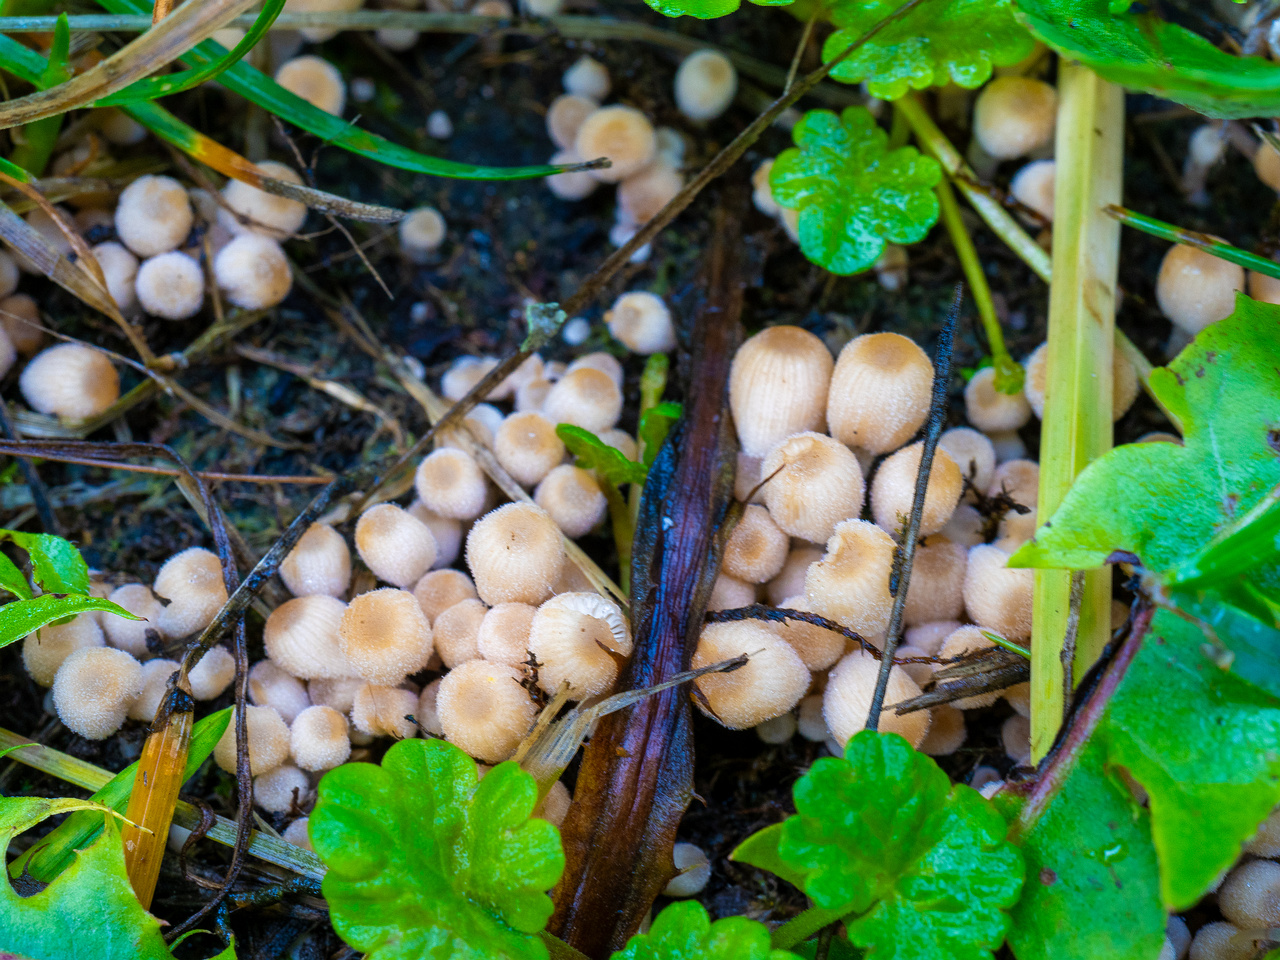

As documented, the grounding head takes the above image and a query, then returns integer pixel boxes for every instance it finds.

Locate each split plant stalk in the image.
[1029,65,1124,760]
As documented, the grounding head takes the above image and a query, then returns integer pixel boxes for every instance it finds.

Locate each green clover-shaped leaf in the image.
[311,738,565,960]
[738,731,1023,960]
[611,901,800,960]
[770,107,940,276]
[822,0,1035,100]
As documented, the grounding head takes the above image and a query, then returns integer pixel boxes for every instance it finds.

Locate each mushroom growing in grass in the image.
[962,545,1034,641]
[529,592,632,698]
[674,50,737,122]
[605,291,676,354]
[351,683,418,739]
[19,343,120,420]
[415,448,489,521]
[433,597,488,668]
[938,626,1003,708]
[52,647,143,740]
[339,587,434,685]
[248,660,311,724]
[188,646,236,700]
[308,677,363,715]
[214,234,292,310]
[275,55,346,115]
[1156,243,1245,336]
[760,432,865,544]
[827,332,933,455]
[664,843,712,897]
[707,573,756,612]
[534,465,608,539]
[279,523,351,598]
[964,366,1032,432]
[114,174,193,257]
[804,519,897,637]
[1023,342,1139,422]
[542,367,623,432]
[355,503,439,589]
[766,545,824,606]
[495,411,566,488]
[399,206,447,263]
[691,621,809,729]
[770,596,845,671]
[918,704,966,757]
[722,505,789,584]
[436,660,537,763]
[466,503,566,606]
[972,77,1058,160]
[23,614,105,687]
[413,568,479,624]
[575,106,656,183]
[1218,859,1280,930]
[264,595,351,679]
[153,547,228,639]
[290,704,351,771]
[136,251,205,320]
[221,161,308,239]
[871,443,963,538]
[546,151,600,202]
[824,650,930,749]
[618,163,684,228]
[214,704,291,775]
[729,325,834,457]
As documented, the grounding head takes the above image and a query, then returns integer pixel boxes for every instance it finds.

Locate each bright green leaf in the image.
[730,823,810,892]
[558,424,649,488]
[311,738,565,960]
[640,0,790,22]
[770,107,941,276]
[638,402,681,470]
[0,796,235,960]
[0,594,141,649]
[822,0,1035,99]
[1013,0,1280,119]
[0,552,31,601]
[35,13,70,89]
[0,529,89,595]
[611,901,800,960]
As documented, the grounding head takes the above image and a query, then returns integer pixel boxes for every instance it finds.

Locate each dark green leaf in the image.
[1013,0,1280,119]
[558,424,648,487]
[0,529,89,595]
[611,901,800,960]
[0,594,141,649]
[311,738,564,960]
[0,552,31,601]
[638,402,681,470]
[770,107,941,276]
[790,938,862,960]
[822,0,1035,99]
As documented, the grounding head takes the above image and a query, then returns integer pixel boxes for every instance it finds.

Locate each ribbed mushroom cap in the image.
[1023,342,1138,423]
[188,646,236,700]
[901,536,967,626]
[1156,243,1244,335]
[604,291,676,354]
[729,325,833,457]
[248,659,311,724]
[404,502,462,571]
[937,625,1002,708]
[964,366,1032,432]
[114,174,193,257]
[436,660,537,762]
[355,503,439,588]
[938,427,996,496]
[52,647,143,739]
[153,547,227,639]
[827,332,933,454]
[495,411,565,488]
[824,650,930,749]
[214,705,291,775]
[766,545,823,606]
[476,602,537,665]
[770,595,845,671]
[674,49,737,122]
[466,503,566,606]
[128,658,179,722]
[972,77,1058,159]
[870,443,963,538]
[254,764,310,813]
[275,55,346,115]
[103,583,162,657]
[566,351,624,389]
[290,704,351,771]
[541,367,623,432]
[441,356,499,402]
[307,676,363,715]
[706,573,756,612]
[214,234,292,310]
[529,591,631,698]
[804,519,896,637]
[221,161,307,239]
[691,621,809,729]
[413,568,479,624]
[761,432,865,543]
[414,448,489,520]
[350,683,418,739]
[264,595,352,680]
[962,545,1034,641]
[339,588,434,684]
[19,343,120,420]
[547,94,599,151]
[92,241,139,312]
[574,105,656,183]
[23,614,105,687]
[279,523,351,598]
[722,504,789,584]
[534,465,608,539]
[433,598,488,669]
[135,251,204,320]
[919,704,966,757]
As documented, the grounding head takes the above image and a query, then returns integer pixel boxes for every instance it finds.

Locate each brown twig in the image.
[0,404,60,535]
[0,442,332,484]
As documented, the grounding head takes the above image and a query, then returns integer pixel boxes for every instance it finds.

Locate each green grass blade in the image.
[1105,204,1280,280]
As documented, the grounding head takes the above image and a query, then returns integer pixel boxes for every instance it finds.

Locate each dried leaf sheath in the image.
[550,217,744,956]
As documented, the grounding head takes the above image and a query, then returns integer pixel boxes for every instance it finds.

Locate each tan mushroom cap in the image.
[279,522,351,598]
[248,659,311,724]
[114,174,193,257]
[153,547,228,640]
[804,519,896,637]
[254,764,311,813]
[674,49,737,122]
[214,705,291,775]
[574,105,656,183]
[605,291,676,354]
[350,683,418,739]
[729,325,833,458]
[275,55,346,115]
[51,647,143,740]
[290,704,351,771]
[937,625,1002,709]
[128,658,180,722]
[414,448,489,521]
[494,411,565,488]
[823,651,930,749]
[19,343,120,420]
[221,160,307,239]
[214,234,293,310]
[919,704,966,757]
[547,94,599,151]
[338,588,434,684]
[465,503,566,606]
[938,427,996,497]
[264,594,352,680]
[901,536,967,626]
[135,251,204,320]
[962,545,1034,641]
[534,465,608,539]
[476,602,537,665]
[1023,342,1138,423]
[964,366,1032,433]
[691,621,809,729]
[827,332,932,455]
[413,568,479,624]
[770,595,845,671]
[1156,243,1244,336]
[765,545,824,607]
[103,583,162,658]
[972,77,1058,160]
[870,443,963,538]
[541,367,623,432]
[433,597,488,669]
[436,660,537,762]
[528,591,632,698]
[188,645,236,700]
[707,573,756,612]
[722,504,789,584]
[355,503,439,588]
[761,432,865,544]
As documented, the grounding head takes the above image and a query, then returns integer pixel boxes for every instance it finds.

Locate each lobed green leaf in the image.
[0,529,89,595]
[558,424,649,488]
[640,0,791,22]
[0,595,142,650]
[611,901,799,960]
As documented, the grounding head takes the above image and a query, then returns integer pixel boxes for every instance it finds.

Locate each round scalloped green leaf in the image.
[310,738,564,960]
[821,0,1035,100]
[641,0,790,19]
[769,107,940,276]
[611,901,800,960]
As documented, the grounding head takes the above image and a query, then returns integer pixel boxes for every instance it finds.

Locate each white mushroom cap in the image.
[279,523,351,598]
[541,367,623,432]
[413,568,479,624]
[797,693,827,742]
[1156,244,1244,335]
[188,645,236,700]
[804,519,896,637]
[752,159,778,217]
[495,411,566,488]
[465,503,566,606]
[91,241,139,312]
[529,591,631,699]
[103,583,162,657]
[476,602,536,665]
[264,594,352,680]
[903,619,962,657]
[770,595,844,671]
[823,650,930,749]
[1010,159,1055,222]
[399,207,447,263]
[406,501,463,570]
[0,292,45,357]
[547,94,599,151]
[563,55,610,100]
[534,779,571,828]
[1219,859,1280,929]
[918,704,966,757]
[938,625,1001,708]
[761,432,865,543]
[575,106,656,183]
[339,588,434,685]
[275,55,346,115]
[436,660,537,762]
[566,351,624,389]
[938,426,996,496]
[534,465,608,539]
[114,174,193,257]
[414,448,489,520]
[617,162,684,227]
[153,547,227,639]
[128,658,180,722]
[355,503,439,588]
[722,504,789,584]
[827,332,933,455]
[433,597,488,668]
[375,27,419,50]
[1245,805,1280,858]
[962,545,1034,641]
[214,705,291,775]
[221,161,307,239]
[663,843,712,897]
[756,713,796,745]
[674,50,737,122]
[19,343,120,420]
[1003,681,1030,717]
[972,77,1058,160]
[52,647,143,740]
[730,325,834,457]
[136,251,204,320]
[290,704,351,771]
[1002,713,1031,765]
[964,366,1032,432]
[605,291,676,354]
[692,621,809,729]
[870,443,963,538]
[254,764,310,813]
[214,234,292,310]
[417,677,443,736]
[282,817,313,850]
[307,676,363,715]
[248,659,311,724]
[765,545,823,606]
[546,150,600,201]
[441,355,499,402]
[987,428,1026,464]
[706,573,756,612]
[23,613,105,687]
[902,536,967,626]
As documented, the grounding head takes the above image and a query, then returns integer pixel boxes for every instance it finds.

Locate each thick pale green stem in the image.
[1030,66,1124,760]
[771,904,853,950]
